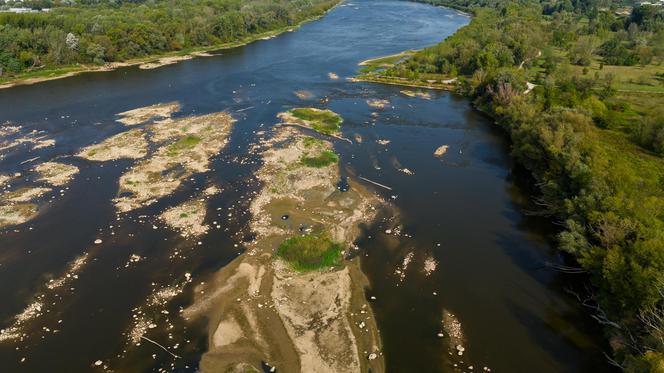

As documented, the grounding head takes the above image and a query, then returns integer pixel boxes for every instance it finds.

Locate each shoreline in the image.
[0,1,342,90]
[349,76,457,90]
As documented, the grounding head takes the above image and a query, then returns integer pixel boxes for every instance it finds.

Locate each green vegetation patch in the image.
[302,136,324,148]
[276,233,342,271]
[166,135,201,156]
[301,150,338,168]
[290,108,343,135]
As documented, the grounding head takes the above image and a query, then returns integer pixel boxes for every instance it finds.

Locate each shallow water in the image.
[0,0,611,371]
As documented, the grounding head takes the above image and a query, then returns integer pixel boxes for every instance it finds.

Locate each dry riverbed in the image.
[115,102,181,126]
[160,197,209,238]
[0,161,79,228]
[184,121,385,373]
[77,129,148,161]
[113,109,234,213]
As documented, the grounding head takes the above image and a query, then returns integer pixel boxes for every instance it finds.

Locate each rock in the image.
[94,239,102,244]
[94,360,103,366]
[434,145,449,157]
[368,353,377,360]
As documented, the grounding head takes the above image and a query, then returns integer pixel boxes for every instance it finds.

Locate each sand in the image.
[77,129,148,161]
[160,198,209,238]
[442,309,465,357]
[294,90,314,100]
[0,125,55,154]
[0,203,38,228]
[3,187,51,203]
[138,55,193,70]
[366,99,390,109]
[0,160,78,227]
[0,174,12,186]
[400,90,432,99]
[434,145,449,157]
[114,111,235,212]
[116,102,181,126]
[185,125,385,373]
[33,162,79,186]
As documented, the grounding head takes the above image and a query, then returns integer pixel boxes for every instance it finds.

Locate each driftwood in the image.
[140,336,181,359]
[358,176,392,191]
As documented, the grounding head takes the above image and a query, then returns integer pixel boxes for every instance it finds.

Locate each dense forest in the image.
[0,0,339,78]
[387,0,664,370]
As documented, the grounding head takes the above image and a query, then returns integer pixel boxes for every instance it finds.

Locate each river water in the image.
[0,0,612,371]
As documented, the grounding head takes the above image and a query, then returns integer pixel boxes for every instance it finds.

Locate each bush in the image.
[635,112,664,156]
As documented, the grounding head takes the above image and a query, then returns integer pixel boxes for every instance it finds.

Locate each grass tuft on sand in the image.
[277,233,342,271]
[301,150,339,168]
[166,135,202,156]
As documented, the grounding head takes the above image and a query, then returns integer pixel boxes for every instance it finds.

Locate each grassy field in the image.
[530,48,664,94]
[290,108,343,135]
[277,233,342,271]
[570,59,664,93]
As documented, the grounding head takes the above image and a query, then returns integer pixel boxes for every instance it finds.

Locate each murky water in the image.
[0,1,611,371]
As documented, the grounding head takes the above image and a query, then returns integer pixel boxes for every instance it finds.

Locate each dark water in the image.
[0,0,611,372]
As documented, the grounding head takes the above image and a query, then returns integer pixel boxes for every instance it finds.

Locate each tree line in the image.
[391,0,664,370]
[0,0,339,77]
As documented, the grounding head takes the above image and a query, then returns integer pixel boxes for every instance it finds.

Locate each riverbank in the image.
[0,1,342,90]
[375,2,664,369]
[353,50,460,91]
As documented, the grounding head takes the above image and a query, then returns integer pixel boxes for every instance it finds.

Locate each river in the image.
[0,0,612,371]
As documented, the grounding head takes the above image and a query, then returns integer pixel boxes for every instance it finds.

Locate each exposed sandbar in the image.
[160,198,209,238]
[114,111,234,212]
[186,125,384,373]
[77,128,148,161]
[33,162,79,186]
[116,102,180,126]
[138,55,193,70]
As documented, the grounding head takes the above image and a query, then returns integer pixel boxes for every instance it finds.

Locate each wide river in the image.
[0,0,613,371]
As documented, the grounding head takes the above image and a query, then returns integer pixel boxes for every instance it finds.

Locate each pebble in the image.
[94,360,103,366]
[94,239,102,244]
